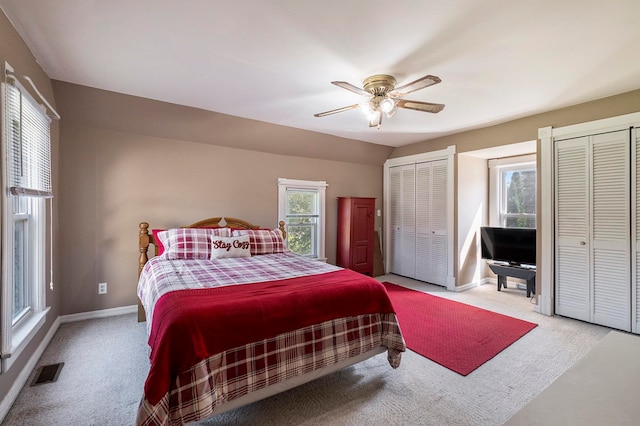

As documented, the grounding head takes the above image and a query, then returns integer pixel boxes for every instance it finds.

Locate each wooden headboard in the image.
[137,217,286,322]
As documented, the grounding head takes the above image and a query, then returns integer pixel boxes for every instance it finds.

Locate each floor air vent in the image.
[30,362,64,386]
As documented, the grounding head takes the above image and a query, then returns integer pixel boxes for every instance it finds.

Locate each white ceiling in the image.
[2,0,640,147]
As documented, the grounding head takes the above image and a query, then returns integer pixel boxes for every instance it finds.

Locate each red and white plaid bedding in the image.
[138,252,341,332]
[136,253,405,426]
[138,313,404,425]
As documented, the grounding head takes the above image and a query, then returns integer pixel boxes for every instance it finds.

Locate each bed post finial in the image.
[138,222,150,322]
[139,222,150,276]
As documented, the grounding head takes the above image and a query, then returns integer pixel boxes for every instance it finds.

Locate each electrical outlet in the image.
[98,282,107,294]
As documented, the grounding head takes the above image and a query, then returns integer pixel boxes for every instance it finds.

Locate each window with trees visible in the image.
[489,154,536,228]
[1,72,52,372]
[277,178,327,261]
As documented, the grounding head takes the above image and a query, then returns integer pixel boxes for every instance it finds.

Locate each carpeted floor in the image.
[2,274,613,425]
[2,313,149,426]
[506,330,640,425]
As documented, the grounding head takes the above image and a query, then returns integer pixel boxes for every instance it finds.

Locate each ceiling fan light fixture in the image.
[379,97,395,113]
[360,100,377,119]
[384,106,397,119]
[368,110,382,129]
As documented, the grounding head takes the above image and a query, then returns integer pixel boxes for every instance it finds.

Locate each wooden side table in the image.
[488,263,536,297]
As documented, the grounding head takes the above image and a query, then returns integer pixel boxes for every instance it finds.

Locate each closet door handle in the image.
[580,241,586,245]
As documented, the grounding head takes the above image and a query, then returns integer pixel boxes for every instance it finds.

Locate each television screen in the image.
[480,226,536,266]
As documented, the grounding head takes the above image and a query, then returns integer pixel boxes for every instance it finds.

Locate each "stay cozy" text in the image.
[212,239,250,251]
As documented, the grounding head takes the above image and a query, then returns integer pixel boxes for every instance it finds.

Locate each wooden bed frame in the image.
[137,217,286,322]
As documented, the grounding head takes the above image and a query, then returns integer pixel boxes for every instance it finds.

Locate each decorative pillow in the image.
[210,235,252,259]
[161,227,230,260]
[231,228,287,255]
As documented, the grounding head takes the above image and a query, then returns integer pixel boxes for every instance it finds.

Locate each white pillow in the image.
[210,235,252,259]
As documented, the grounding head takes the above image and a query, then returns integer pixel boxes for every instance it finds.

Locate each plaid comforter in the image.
[138,252,341,333]
[136,253,405,426]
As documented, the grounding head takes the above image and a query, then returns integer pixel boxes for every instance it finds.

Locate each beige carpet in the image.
[2,313,149,426]
[2,275,614,425]
[506,330,640,425]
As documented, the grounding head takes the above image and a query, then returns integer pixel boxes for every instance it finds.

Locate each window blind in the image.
[3,80,52,198]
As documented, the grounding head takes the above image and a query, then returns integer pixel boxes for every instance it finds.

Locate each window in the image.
[1,68,52,372]
[489,154,536,228]
[13,210,30,323]
[277,178,327,261]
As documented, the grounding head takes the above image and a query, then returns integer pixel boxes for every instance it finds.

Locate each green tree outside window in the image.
[505,170,536,228]
[286,191,317,257]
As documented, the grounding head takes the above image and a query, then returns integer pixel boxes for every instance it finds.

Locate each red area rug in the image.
[383,282,537,376]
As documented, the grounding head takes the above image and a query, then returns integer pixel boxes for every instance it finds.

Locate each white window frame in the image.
[277,178,327,261]
[1,65,51,373]
[489,154,536,228]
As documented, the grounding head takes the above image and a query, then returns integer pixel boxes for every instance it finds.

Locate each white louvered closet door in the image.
[555,136,591,322]
[415,160,448,286]
[389,166,402,274]
[401,165,416,278]
[415,162,431,282]
[591,131,630,331]
[555,130,631,331]
[430,160,448,286]
[389,165,416,277]
[401,164,416,277]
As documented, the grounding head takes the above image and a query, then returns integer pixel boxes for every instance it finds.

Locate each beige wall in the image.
[53,82,392,315]
[456,154,487,286]
[0,10,60,405]
[52,80,394,166]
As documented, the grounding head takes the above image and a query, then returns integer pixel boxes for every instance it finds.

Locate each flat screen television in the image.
[480,226,536,267]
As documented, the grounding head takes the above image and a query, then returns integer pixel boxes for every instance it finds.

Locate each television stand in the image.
[488,263,536,297]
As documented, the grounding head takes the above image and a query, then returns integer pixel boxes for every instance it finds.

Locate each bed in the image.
[136,217,406,426]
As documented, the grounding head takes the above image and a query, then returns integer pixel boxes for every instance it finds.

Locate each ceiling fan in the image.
[314,74,445,129]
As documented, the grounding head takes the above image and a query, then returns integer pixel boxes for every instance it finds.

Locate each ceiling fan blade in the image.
[396,99,445,113]
[331,81,370,96]
[390,75,441,96]
[314,103,360,117]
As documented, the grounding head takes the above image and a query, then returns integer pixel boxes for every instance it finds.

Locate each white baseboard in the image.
[455,277,493,292]
[59,305,137,324]
[0,316,60,423]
